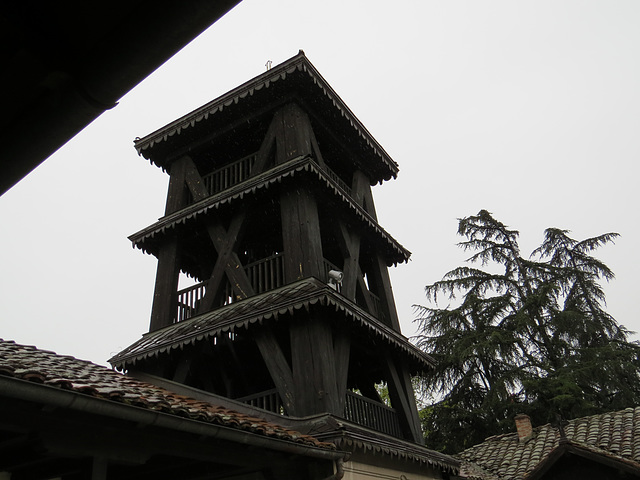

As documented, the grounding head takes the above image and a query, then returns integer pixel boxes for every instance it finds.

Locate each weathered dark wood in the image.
[335,220,360,301]
[280,188,324,282]
[254,327,297,416]
[164,98,291,165]
[333,329,351,414]
[350,170,371,212]
[136,69,426,445]
[274,103,313,164]
[198,213,252,312]
[164,156,190,215]
[250,114,278,175]
[384,353,424,444]
[149,236,180,331]
[367,253,402,331]
[289,315,341,416]
[274,103,324,281]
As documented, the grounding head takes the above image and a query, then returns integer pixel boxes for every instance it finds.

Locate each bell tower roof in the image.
[134,50,399,184]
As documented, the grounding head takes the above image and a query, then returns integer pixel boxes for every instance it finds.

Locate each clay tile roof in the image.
[0,339,334,451]
[456,408,640,479]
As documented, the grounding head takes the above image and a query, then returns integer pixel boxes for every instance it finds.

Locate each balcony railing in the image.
[192,151,353,202]
[245,253,285,294]
[236,389,285,415]
[201,153,257,198]
[236,389,401,438]
[344,391,402,438]
[176,281,207,322]
[176,253,285,322]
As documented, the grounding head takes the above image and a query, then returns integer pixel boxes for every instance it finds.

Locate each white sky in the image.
[1,0,638,366]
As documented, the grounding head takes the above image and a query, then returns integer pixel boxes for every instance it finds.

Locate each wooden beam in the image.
[333,329,351,414]
[290,315,341,416]
[335,220,359,301]
[368,253,402,331]
[149,236,180,331]
[163,97,292,164]
[254,327,297,416]
[198,212,252,313]
[164,156,190,215]
[384,353,424,444]
[274,103,325,282]
[250,115,278,175]
[274,103,313,164]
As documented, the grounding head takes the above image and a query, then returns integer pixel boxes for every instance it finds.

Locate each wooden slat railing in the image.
[236,389,402,438]
[176,253,286,322]
[245,253,285,294]
[344,390,402,438]
[237,389,285,414]
[176,281,207,322]
[194,152,353,202]
[324,164,352,197]
[201,153,257,198]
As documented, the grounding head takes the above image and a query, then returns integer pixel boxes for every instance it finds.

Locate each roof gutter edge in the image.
[0,375,346,462]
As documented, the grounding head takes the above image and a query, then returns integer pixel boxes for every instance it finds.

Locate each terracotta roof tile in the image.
[0,339,334,451]
[457,407,640,479]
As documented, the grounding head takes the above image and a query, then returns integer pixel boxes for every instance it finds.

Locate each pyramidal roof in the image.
[133,50,399,183]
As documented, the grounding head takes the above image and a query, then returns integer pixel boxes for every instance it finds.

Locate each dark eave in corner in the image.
[133,51,399,184]
[0,0,241,196]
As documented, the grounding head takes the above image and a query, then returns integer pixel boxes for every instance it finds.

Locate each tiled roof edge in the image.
[0,340,339,454]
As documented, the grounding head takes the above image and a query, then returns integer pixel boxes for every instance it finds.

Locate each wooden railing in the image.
[237,389,285,414]
[344,391,402,438]
[245,253,285,294]
[176,281,207,322]
[201,153,257,198]
[236,389,402,438]
[324,165,352,197]
[176,253,286,322]
[193,151,353,202]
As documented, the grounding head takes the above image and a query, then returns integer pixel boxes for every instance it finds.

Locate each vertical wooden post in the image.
[290,314,341,416]
[368,253,402,331]
[384,353,424,445]
[275,102,324,282]
[149,158,191,332]
[149,236,180,331]
[274,103,313,164]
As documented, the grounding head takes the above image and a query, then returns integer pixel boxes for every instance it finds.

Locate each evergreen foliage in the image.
[414,210,640,453]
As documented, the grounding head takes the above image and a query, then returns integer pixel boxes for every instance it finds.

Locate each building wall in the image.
[343,459,443,480]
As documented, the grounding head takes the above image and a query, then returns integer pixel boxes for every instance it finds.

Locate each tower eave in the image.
[109,277,433,373]
[128,155,411,267]
[133,51,399,184]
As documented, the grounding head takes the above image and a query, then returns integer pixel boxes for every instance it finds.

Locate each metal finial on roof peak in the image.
[265,60,272,70]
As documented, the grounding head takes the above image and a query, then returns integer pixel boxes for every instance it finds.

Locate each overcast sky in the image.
[1,0,639,365]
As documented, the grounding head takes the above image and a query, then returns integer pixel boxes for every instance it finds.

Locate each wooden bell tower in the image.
[111,52,434,445]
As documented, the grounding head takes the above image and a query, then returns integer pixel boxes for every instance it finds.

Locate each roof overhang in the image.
[0,0,241,195]
[110,277,434,371]
[129,155,411,266]
[134,51,400,184]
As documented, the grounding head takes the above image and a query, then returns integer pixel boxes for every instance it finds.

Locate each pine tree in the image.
[414,210,640,453]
